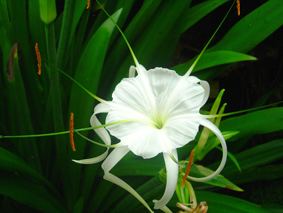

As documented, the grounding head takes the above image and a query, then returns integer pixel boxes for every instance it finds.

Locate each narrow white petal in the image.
[188,117,227,182]
[101,146,129,172]
[159,205,173,213]
[72,152,108,164]
[135,63,147,74]
[199,80,210,107]
[90,103,111,145]
[93,101,111,114]
[128,65,136,77]
[153,150,178,209]
[73,102,111,165]
[102,147,153,212]
[104,173,153,213]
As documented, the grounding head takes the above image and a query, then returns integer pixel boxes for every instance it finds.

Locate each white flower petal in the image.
[147,67,179,97]
[188,117,227,182]
[119,127,172,159]
[165,115,200,148]
[159,205,173,213]
[90,103,111,146]
[102,147,153,213]
[72,153,108,164]
[128,65,136,78]
[199,80,210,107]
[112,65,155,115]
[92,101,111,114]
[105,110,150,140]
[101,146,129,172]
[73,103,111,164]
[153,149,178,209]
[136,64,147,73]
[106,67,210,157]
[146,68,208,116]
[166,77,207,116]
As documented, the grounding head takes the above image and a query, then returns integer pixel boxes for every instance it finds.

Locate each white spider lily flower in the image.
[75,64,227,212]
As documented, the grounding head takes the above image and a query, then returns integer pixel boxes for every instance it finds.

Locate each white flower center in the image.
[151,113,167,129]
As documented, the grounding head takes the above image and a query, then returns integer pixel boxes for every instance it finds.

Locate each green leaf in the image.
[225,150,241,172]
[69,9,122,129]
[178,0,229,33]
[211,0,283,53]
[0,176,65,213]
[101,0,162,90]
[57,0,77,67]
[263,205,283,213]
[7,0,43,118]
[0,147,39,180]
[197,130,239,162]
[221,107,283,140]
[28,0,46,57]
[174,50,257,74]
[232,164,283,184]
[87,181,113,212]
[68,8,123,204]
[114,177,164,212]
[189,165,243,192]
[0,147,57,193]
[4,47,40,169]
[111,0,190,90]
[196,191,267,213]
[134,1,190,66]
[196,89,226,160]
[0,0,9,26]
[223,139,283,177]
[73,196,84,213]
[71,1,88,44]
[113,154,163,176]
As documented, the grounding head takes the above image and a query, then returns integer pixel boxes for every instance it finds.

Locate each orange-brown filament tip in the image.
[86,0,91,10]
[181,149,195,187]
[69,112,76,152]
[236,0,241,16]
[35,42,42,76]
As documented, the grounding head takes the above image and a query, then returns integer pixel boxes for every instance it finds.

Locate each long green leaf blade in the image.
[211,0,283,53]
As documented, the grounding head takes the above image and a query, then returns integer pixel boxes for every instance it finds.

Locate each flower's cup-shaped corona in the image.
[76,64,227,212]
[105,65,209,158]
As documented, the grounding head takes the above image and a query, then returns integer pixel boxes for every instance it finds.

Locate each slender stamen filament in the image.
[58,69,106,103]
[0,119,137,139]
[185,0,236,76]
[76,131,118,148]
[96,0,139,67]
[201,100,283,119]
